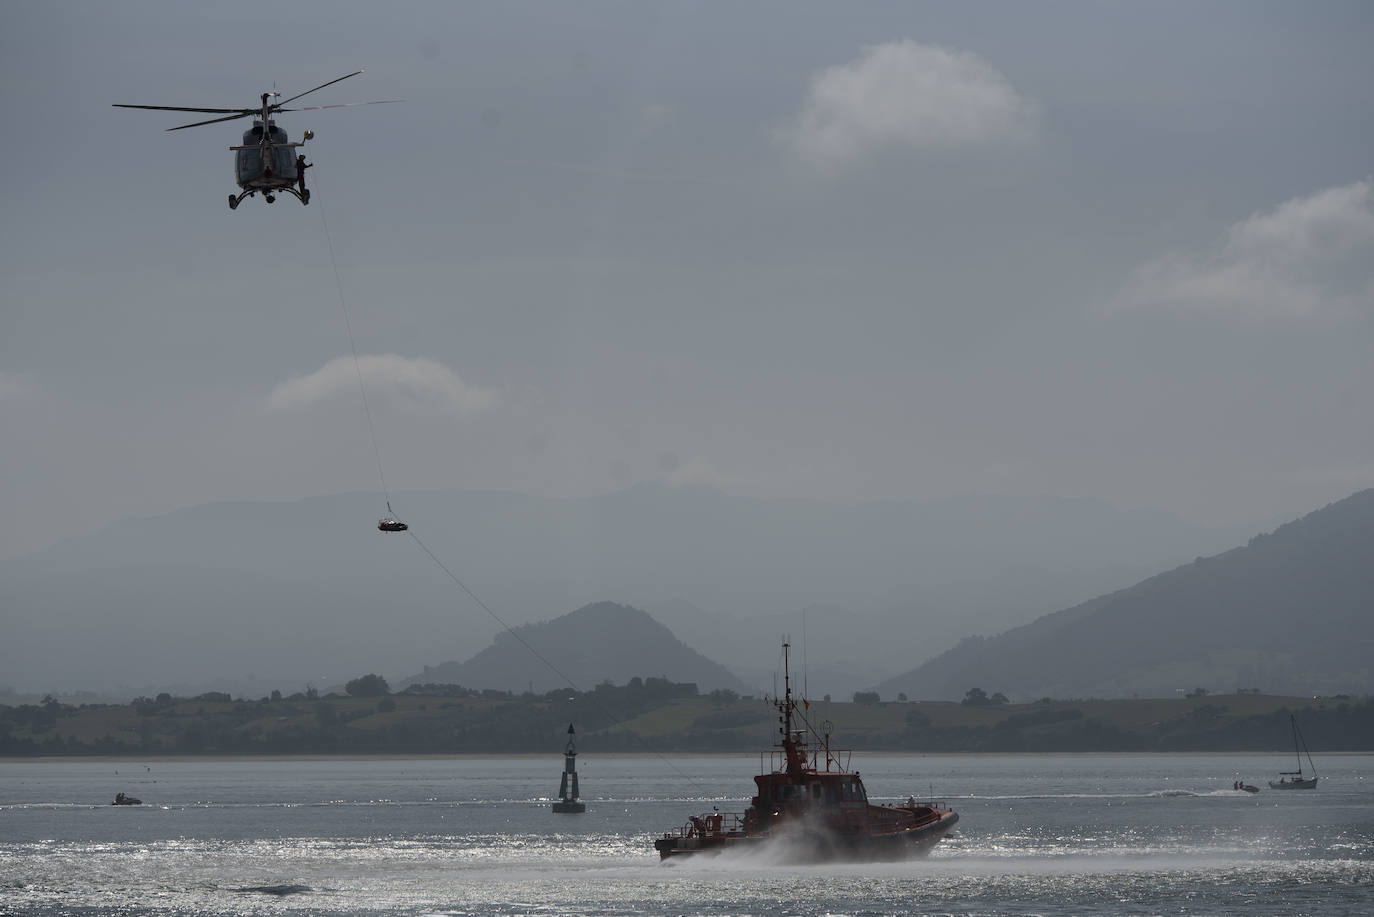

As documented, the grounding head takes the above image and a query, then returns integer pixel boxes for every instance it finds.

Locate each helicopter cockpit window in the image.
[236,148,262,182]
[275,148,297,178]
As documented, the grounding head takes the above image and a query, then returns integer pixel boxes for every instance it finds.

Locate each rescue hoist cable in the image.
[314,167,394,515]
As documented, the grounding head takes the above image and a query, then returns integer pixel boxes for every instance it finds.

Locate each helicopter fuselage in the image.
[222,91,312,208]
[232,121,303,191]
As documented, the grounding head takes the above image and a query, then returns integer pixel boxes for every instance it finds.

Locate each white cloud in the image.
[266,355,498,416]
[788,39,1037,168]
[1112,180,1374,320]
[0,372,37,402]
[666,456,731,489]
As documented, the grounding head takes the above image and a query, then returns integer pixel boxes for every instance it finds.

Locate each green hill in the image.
[400,601,750,694]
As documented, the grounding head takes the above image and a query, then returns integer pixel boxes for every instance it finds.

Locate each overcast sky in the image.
[2,1,1372,561]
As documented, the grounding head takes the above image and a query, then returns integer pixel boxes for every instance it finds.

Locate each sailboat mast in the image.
[1292,715,1302,774]
[1294,715,1317,776]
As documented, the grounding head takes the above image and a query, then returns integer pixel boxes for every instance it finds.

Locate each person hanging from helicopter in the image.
[295,154,312,197]
[378,501,408,532]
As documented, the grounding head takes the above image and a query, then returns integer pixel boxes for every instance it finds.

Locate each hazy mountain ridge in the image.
[879,489,1374,700]
[401,601,749,694]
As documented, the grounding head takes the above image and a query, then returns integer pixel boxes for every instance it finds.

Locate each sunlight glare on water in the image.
[2,754,1372,916]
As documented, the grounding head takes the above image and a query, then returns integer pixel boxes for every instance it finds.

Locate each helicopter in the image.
[113,71,397,209]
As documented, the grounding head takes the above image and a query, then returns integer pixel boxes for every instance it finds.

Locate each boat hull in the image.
[655,809,959,862]
[1268,777,1317,790]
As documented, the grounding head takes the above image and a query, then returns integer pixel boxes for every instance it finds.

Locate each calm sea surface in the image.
[2,753,1371,916]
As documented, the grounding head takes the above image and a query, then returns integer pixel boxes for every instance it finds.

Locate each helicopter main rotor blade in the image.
[113,104,252,114]
[289,99,404,111]
[166,111,257,131]
[276,70,365,107]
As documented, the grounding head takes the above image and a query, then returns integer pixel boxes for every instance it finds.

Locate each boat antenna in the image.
[774,637,787,702]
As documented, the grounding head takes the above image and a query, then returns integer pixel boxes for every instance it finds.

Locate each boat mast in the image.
[1292,715,1302,775]
[1293,715,1317,777]
[778,642,806,777]
[1279,714,1317,778]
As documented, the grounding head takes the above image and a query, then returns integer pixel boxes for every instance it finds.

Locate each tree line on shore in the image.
[3,676,1372,756]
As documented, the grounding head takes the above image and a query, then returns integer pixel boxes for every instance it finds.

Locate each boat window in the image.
[850,779,866,802]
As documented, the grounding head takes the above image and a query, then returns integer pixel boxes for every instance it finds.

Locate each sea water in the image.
[2,753,1372,916]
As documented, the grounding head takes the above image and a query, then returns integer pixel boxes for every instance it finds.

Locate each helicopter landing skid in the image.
[228,187,310,210]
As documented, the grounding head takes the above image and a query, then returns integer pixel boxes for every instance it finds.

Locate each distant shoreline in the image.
[6,689,1370,757]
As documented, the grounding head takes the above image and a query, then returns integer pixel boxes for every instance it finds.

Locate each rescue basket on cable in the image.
[377,502,408,532]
